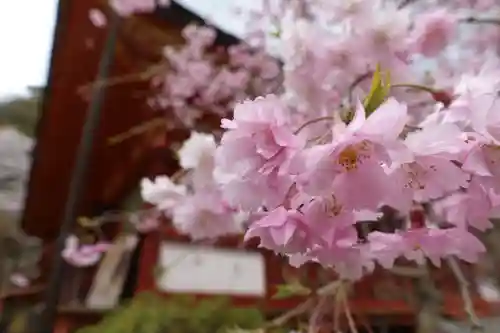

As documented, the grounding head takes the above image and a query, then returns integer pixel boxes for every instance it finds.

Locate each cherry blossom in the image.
[88,9,107,28]
[152,24,281,129]
[110,0,500,284]
[140,176,187,211]
[291,98,408,210]
[141,131,246,240]
[62,236,111,267]
[407,9,457,57]
[109,0,170,16]
[10,273,30,288]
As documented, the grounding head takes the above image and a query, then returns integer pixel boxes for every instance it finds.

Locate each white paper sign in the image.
[156,242,266,296]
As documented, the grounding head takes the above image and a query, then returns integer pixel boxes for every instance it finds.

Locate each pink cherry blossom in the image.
[462,141,500,186]
[178,131,217,189]
[218,95,302,171]
[141,132,248,240]
[120,0,500,283]
[293,98,408,210]
[219,169,294,211]
[367,231,406,269]
[171,189,242,240]
[10,273,30,288]
[216,95,304,209]
[88,9,107,28]
[433,177,497,231]
[368,226,485,268]
[244,206,310,254]
[109,0,170,16]
[398,228,453,266]
[308,226,374,280]
[140,176,187,211]
[62,236,111,267]
[152,24,281,129]
[407,9,457,57]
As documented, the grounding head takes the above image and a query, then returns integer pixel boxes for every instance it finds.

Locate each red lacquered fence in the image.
[137,224,499,325]
[1,224,498,332]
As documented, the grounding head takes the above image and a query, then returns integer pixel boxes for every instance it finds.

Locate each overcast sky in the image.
[0,0,263,99]
[0,0,58,98]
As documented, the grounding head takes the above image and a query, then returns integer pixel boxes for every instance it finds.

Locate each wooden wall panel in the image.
[21,1,190,239]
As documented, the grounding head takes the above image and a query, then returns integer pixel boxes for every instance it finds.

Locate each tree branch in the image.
[398,0,418,9]
[447,257,484,333]
[390,265,427,278]
[264,280,342,329]
[460,17,500,26]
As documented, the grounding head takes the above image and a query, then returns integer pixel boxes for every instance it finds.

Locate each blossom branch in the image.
[107,117,165,146]
[169,168,190,182]
[265,281,343,329]
[414,264,442,333]
[308,295,329,333]
[347,72,373,104]
[390,265,426,277]
[447,257,484,333]
[340,289,359,333]
[391,83,437,95]
[104,3,500,332]
[398,0,419,9]
[265,298,316,329]
[460,17,500,26]
[77,63,166,97]
[294,116,335,134]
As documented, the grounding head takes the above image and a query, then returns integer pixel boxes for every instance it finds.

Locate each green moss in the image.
[77,293,282,333]
[0,94,41,138]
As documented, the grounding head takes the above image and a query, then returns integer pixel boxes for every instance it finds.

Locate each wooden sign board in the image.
[136,227,312,311]
[156,242,266,297]
[136,226,500,324]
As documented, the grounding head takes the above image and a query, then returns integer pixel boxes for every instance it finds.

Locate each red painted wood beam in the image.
[21,0,177,240]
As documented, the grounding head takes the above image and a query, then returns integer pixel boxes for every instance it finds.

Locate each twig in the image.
[170,168,189,183]
[413,263,442,333]
[294,116,334,135]
[391,83,437,95]
[359,316,375,333]
[265,280,342,329]
[107,117,165,146]
[265,298,316,328]
[347,72,373,104]
[333,291,341,333]
[341,290,358,333]
[390,265,426,277]
[447,257,484,333]
[308,296,329,333]
[77,63,166,97]
[317,280,343,296]
[398,0,418,9]
[460,17,500,26]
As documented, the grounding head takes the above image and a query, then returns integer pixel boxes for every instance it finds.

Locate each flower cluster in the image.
[141,132,246,240]
[116,0,500,280]
[210,0,500,280]
[103,1,280,129]
[151,24,281,128]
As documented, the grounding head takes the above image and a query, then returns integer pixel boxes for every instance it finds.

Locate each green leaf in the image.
[272,283,311,299]
[363,64,391,116]
[270,25,281,38]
